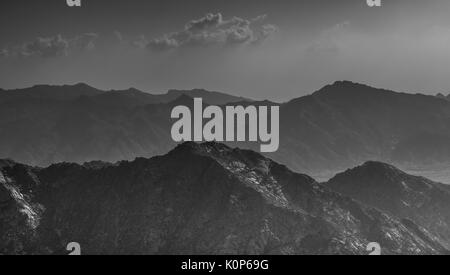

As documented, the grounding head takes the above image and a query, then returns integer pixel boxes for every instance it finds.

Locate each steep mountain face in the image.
[0,160,44,254]
[1,81,450,175]
[327,161,450,249]
[0,143,447,255]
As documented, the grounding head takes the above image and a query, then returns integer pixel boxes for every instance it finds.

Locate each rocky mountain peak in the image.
[328,160,450,249]
[1,146,448,254]
[331,161,406,183]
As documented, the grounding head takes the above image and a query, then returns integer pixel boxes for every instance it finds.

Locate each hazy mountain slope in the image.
[1,81,450,174]
[0,90,251,167]
[327,161,450,249]
[276,81,450,173]
[0,90,178,166]
[0,143,447,255]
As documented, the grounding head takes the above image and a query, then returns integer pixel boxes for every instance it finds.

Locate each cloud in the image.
[23,35,69,58]
[113,31,148,49]
[306,21,350,54]
[0,14,276,58]
[0,49,9,58]
[251,24,279,45]
[114,31,124,43]
[132,35,150,49]
[70,33,98,52]
[4,33,99,58]
[250,14,268,23]
[186,13,224,32]
[146,13,278,52]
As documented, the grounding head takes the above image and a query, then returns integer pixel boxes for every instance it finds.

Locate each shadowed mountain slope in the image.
[0,143,447,255]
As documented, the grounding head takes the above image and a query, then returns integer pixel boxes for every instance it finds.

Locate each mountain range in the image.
[0,83,249,106]
[1,142,449,255]
[1,81,450,178]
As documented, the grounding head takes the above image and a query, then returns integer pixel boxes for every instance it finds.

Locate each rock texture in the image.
[328,161,450,249]
[0,143,448,255]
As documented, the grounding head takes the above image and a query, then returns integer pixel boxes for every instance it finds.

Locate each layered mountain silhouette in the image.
[0,83,104,101]
[0,84,248,106]
[1,81,450,176]
[1,142,448,255]
[0,85,249,166]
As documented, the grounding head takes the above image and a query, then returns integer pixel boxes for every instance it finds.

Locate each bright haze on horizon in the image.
[0,0,449,101]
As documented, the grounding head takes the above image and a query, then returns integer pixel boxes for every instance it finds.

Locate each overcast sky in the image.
[0,0,449,101]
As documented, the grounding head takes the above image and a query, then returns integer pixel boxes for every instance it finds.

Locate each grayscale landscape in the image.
[1,0,450,255]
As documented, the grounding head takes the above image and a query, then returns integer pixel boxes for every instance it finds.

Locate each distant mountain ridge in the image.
[1,142,448,255]
[0,84,250,106]
[0,83,104,101]
[1,81,450,175]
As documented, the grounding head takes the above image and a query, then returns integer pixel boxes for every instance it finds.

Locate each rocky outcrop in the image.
[328,161,450,250]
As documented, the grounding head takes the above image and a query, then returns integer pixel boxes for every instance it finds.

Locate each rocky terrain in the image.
[0,143,448,255]
[328,161,450,249]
